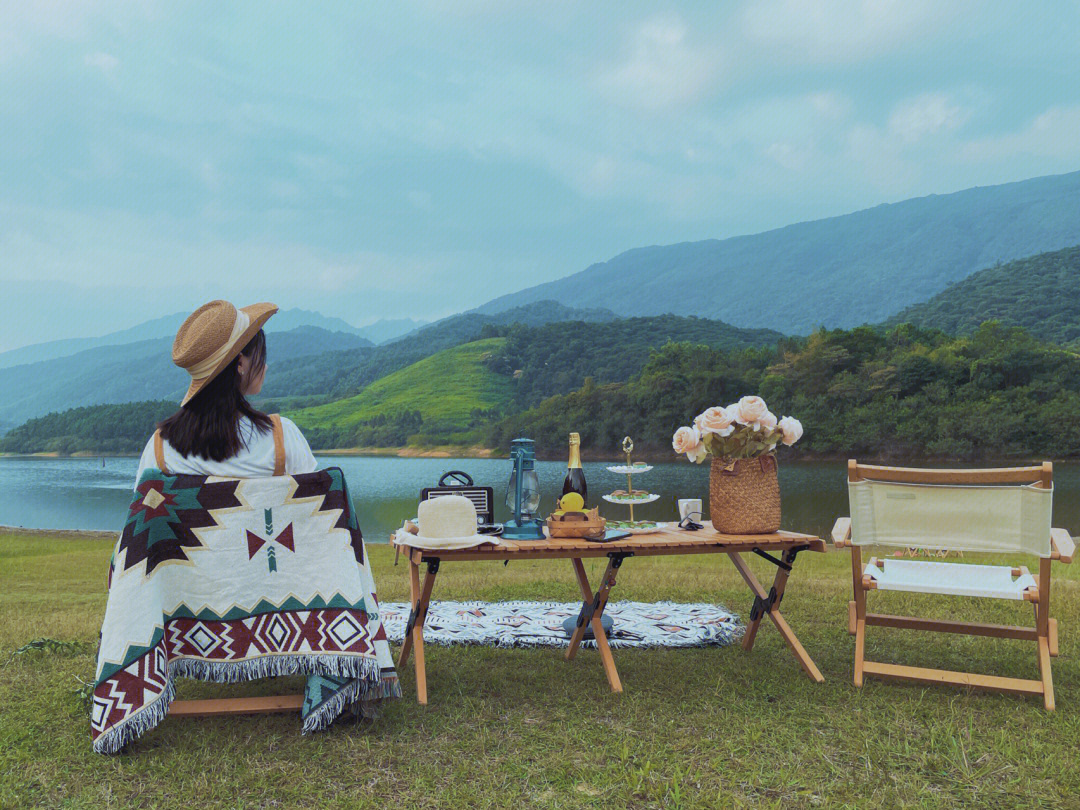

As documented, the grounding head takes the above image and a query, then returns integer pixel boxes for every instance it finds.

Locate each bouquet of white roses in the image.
[672,395,803,463]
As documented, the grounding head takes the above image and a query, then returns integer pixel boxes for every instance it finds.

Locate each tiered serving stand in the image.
[601,461,666,533]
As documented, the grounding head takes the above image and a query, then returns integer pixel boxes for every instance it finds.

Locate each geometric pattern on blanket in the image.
[379,600,744,649]
[92,467,399,754]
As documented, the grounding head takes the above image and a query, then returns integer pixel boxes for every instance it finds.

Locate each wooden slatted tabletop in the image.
[403,525,826,563]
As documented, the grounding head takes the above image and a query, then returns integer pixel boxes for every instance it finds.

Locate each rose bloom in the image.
[778,416,804,446]
[759,411,778,432]
[694,405,735,437]
[733,395,769,427]
[672,425,704,460]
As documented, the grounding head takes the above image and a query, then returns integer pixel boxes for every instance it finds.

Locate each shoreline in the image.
[0,525,117,540]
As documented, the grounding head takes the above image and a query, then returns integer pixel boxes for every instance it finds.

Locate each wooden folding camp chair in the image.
[833,461,1074,709]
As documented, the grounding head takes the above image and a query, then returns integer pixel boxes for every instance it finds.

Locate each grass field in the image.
[289,338,512,431]
[2,531,1079,809]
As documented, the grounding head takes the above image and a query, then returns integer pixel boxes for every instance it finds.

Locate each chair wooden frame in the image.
[833,460,1074,710]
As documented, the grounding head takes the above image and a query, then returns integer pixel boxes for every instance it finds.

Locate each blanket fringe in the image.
[93,654,394,755]
[302,669,404,735]
[170,654,380,684]
[92,677,176,755]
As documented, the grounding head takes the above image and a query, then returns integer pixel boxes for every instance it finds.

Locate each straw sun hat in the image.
[173,300,278,406]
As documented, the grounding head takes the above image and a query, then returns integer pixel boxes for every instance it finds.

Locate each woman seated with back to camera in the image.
[135,300,316,486]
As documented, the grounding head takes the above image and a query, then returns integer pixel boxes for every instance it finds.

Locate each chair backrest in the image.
[847,461,1053,557]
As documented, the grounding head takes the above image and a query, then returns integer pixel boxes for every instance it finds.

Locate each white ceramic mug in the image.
[678,498,702,522]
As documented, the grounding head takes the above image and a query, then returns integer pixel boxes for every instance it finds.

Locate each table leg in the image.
[565,558,593,661]
[397,557,440,704]
[727,550,824,683]
[566,555,625,693]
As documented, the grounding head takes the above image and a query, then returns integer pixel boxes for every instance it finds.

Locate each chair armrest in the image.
[832,517,852,547]
[1051,528,1075,564]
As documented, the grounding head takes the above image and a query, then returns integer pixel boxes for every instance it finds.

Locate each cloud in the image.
[888,93,969,143]
[742,0,951,62]
[84,51,119,73]
[960,105,1080,163]
[595,17,724,111]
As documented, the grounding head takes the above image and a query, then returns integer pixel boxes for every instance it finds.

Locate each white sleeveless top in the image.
[134,414,317,489]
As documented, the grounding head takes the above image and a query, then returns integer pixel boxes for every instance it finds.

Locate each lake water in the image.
[2,456,1078,542]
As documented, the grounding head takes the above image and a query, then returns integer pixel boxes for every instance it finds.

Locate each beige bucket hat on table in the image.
[173,300,278,406]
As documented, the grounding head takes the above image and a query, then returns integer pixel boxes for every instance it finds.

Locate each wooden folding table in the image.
[396,525,827,703]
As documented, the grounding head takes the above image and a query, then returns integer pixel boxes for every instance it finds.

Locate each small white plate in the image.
[607,521,668,534]
[606,465,654,474]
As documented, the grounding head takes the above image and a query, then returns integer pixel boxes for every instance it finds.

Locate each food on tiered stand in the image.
[601,436,665,533]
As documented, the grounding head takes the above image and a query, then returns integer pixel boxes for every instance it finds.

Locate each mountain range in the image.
[475,170,1080,334]
[6,169,1080,440]
[0,326,370,430]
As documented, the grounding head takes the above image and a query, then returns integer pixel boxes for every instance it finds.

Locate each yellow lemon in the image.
[559,492,585,512]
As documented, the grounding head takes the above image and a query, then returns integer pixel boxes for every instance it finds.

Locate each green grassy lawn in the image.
[2,532,1079,809]
[289,338,512,431]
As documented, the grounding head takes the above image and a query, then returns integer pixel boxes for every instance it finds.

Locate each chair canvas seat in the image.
[864,559,1036,600]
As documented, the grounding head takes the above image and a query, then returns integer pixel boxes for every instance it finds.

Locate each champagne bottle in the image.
[562,432,588,505]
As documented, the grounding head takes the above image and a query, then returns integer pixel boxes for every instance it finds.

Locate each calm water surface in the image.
[2,456,1077,542]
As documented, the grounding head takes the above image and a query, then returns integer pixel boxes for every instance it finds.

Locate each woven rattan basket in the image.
[709,455,780,534]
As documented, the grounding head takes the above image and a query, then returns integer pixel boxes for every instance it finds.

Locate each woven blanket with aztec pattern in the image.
[92,467,399,754]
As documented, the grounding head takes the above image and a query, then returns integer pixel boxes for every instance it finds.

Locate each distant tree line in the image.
[7,320,1080,461]
[491,322,1080,461]
[0,400,176,455]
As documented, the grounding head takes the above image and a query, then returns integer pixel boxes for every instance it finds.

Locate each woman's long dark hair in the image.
[158,330,272,461]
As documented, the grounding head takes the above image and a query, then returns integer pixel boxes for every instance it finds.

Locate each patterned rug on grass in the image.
[380,601,743,649]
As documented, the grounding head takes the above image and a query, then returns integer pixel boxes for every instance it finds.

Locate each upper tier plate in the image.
[605,465,654,474]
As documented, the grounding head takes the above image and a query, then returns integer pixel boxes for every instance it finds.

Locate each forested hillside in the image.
[492,322,1080,460]
[477,170,1080,333]
[888,245,1080,345]
[10,321,1080,462]
[0,401,175,454]
[0,312,785,453]
[487,315,781,407]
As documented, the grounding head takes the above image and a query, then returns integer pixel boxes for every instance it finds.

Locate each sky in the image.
[2,1,1079,352]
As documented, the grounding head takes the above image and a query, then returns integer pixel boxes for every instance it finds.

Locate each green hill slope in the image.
[288,338,512,447]
[888,245,1080,345]
[262,301,614,400]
